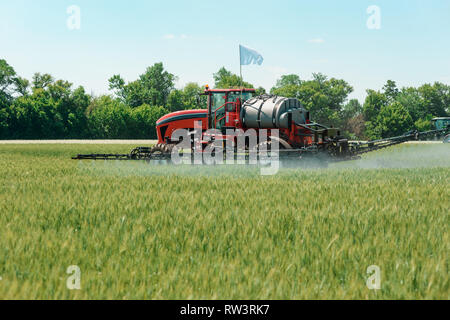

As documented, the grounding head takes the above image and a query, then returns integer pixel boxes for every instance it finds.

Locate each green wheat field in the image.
[0,143,449,299]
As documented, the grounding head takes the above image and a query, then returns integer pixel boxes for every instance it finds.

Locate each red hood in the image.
[156,109,207,126]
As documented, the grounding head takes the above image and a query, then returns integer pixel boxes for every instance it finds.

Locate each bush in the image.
[414,115,433,132]
[87,96,168,139]
[366,102,413,139]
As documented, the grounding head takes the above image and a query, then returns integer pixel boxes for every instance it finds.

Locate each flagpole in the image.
[239,45,243,104]
[239,45,242,85]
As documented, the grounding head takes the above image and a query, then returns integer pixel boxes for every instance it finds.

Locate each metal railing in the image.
[213,102,237,129]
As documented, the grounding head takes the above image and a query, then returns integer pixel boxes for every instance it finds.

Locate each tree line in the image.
[0,59,449,140]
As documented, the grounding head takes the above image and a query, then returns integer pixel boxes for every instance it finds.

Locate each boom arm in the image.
[348,127,450,157]
[72,127,449,163]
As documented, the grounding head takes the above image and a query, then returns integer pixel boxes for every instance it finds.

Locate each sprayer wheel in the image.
[150,144,178,157]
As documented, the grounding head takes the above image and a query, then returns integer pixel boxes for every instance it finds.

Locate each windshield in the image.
[435,119,450,130]
[211,93,226,112]
[209,91,254,129]
[228,92,253,104]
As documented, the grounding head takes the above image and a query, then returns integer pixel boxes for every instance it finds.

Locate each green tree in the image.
[68,86,91,137]
[345,114,366,139]
[213,67,253,89]
[392,83,449,133]
[274,74,302,88]
[139,62,176,106]
[126,80,149,108]
[0,107,9,138]
[32,73,54,90]
[0,59,17,137]
[382,80,399,103]
[5,74,90,139]
[167,83,206,112]
[109,62,176,107]
[87,95,167,139]
[14,77,30,96]
[270,74,304,98]
[396,87,426,122]
[417,82,450,117]
[129,105,168,139]
[414,114,433,132]
[363,89,388,122]
[108,75,126,100]
[342,99,362,118]
[182,82,205,109]
[340,99,364,138]
[271,73,353,126]
[366,102,413,139]
[8,91,53,138]
[270,83,301,99]
[255,86,266,96]
[86,95,130,138]
[167,89,185,112]
[0,59,17,106]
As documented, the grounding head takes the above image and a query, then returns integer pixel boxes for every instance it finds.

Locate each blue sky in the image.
[1,0,449,102]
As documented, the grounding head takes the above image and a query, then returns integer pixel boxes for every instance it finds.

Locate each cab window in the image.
[211,93,226,112]
[227,92,253,111]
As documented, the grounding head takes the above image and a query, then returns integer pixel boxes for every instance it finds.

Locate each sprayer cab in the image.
[432,117,450,130]
[201,87,255,130]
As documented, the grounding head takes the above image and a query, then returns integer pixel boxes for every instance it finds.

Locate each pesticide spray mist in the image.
[77,143,450,178]
[331,143,450,170]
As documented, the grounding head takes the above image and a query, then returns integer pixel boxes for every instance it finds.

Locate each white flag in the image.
[240,45,264,66]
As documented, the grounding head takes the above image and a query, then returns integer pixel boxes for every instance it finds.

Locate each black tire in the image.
[149,144,176,161]
[130,147,153,160]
